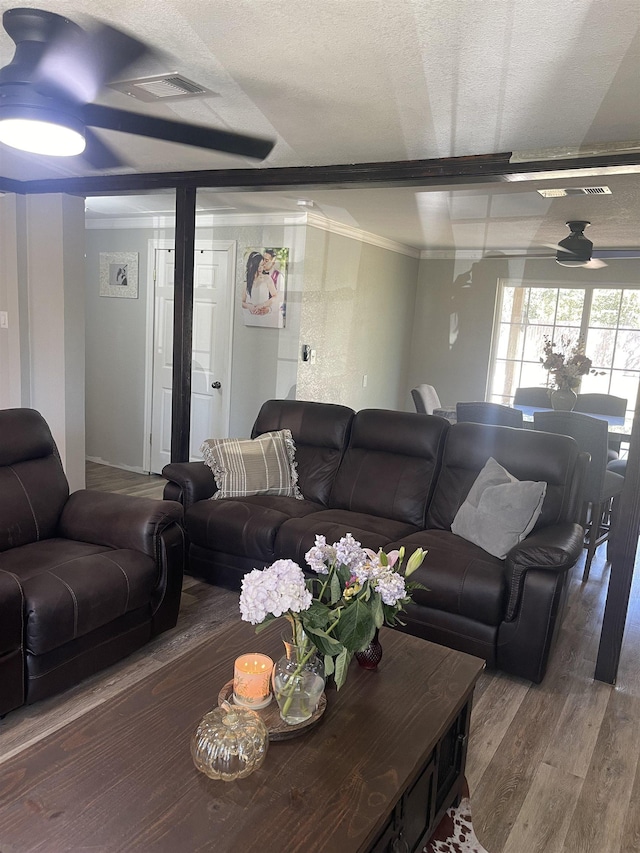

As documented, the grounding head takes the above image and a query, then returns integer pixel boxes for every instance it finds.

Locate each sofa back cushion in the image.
[252,399,354,506]
[0,408,70,552]
[427,421,581,532]
[329,409,449,527]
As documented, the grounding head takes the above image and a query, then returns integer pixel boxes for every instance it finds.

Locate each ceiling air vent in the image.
[108,74,217,102]
[537,186,612,198]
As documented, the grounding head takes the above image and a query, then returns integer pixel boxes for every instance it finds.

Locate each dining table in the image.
[434,405,632,443]
[513,405,632,442]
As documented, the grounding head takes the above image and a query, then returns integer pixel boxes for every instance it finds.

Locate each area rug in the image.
[424,780,489,853]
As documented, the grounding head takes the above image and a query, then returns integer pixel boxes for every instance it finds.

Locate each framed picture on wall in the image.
[240,247,288,328]
[99,252,139,298]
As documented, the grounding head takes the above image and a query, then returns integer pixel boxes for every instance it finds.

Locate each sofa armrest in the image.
[504,522,584,621]
[162,461,216,508]
[59,490,183,559]
[0,569,26,714]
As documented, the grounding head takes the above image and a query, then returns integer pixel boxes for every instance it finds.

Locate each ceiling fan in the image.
[0,7,275,169]
[485,221,640,269]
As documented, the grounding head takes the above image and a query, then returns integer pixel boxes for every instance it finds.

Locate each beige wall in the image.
[0,193,27,408]
[0,193,86,490]
[297,226,419,411]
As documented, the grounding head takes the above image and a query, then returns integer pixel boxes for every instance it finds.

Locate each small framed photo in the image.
[99,252,139,298]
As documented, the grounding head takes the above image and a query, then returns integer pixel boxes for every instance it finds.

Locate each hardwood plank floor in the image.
[3,462,639,853]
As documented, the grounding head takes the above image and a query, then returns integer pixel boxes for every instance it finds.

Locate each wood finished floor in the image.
[2,462,639,852]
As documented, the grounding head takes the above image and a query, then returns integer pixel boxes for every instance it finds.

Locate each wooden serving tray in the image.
[217,680,326,741]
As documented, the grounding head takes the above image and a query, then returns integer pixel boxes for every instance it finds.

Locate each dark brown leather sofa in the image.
[162,399,587,683]
[0,408,185,716]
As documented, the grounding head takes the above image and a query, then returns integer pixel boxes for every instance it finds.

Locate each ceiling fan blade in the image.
[35,22,153,104]
[82,128,127,169]
[81,103,275,160]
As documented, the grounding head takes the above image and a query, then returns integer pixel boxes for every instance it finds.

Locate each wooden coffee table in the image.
[0,620,483,852]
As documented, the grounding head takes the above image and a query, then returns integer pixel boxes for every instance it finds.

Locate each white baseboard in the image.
[85,456,149,475]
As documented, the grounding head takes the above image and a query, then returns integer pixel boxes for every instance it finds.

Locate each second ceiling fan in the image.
[487,220,640,269]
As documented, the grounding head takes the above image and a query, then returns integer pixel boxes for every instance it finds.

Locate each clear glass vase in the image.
[550,388,577,411]
[272,635,325,725]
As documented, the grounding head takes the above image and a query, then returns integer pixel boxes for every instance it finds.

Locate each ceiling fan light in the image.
[0,115,85,157]
[556,256,588,268]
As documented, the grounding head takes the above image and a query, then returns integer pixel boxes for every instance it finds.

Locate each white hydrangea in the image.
[305,534,335,575]
[373,570,407,606]
[335,533,367,572]
[239,559,312,625]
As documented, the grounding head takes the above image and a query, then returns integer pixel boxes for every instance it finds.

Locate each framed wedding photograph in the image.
[99,252,139,299]
[240,247,288,328]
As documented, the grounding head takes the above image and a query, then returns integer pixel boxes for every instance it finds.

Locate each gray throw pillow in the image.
[451,457,547,559]
[200,429,303,500]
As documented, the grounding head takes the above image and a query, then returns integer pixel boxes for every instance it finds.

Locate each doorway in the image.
[147,240,235,474]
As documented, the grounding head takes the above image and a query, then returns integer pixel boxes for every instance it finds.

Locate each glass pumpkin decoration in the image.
[191,700,269,781]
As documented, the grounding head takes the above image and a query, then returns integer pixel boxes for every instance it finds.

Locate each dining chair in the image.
[574,393,628,460]
[533,410,625,580]
[456,401,523,428]
[411,384,441,415]
[513,387,552,408]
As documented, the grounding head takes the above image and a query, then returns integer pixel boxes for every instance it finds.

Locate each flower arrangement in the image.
[239,534,427,691]
[540,335,596,391]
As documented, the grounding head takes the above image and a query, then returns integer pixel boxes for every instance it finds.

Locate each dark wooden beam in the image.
[6,150,640,196]
[0,176,23,193]
[595,389,640,683]
[170,187,196,463]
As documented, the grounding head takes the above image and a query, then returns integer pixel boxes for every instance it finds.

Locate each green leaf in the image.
[372,593,384,628]
[330,572,342,604]
[334,598,375,652]
[302,600,331,629]
[323,654,335,677]
[303,626,343,656]
[337,564,351,585]
[379,550,388,567]
[334,647,351,690]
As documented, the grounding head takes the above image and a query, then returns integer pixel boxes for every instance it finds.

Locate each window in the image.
[489,281,640,417]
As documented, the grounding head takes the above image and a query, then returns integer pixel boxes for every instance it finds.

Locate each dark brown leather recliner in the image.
[0,408,185,716]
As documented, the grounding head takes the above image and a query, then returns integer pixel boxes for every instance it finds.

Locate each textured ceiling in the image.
[2,0,640,250]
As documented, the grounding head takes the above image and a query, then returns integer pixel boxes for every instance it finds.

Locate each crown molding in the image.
[306,212,419,258]
[85,211,308,230]
[419,249,485,260]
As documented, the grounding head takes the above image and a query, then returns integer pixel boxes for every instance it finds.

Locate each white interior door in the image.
[150,245,233,474]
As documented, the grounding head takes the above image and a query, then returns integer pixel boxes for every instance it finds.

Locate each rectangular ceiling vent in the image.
[537,186,612,198]
[108,74,217,102]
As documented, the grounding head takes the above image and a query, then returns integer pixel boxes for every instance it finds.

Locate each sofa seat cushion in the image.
[275,510,421,565]
[185,495,324,562]
[387,529,507,627]
[0,538,158,655]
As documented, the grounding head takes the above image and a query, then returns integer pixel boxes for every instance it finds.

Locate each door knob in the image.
[211,381,222,389]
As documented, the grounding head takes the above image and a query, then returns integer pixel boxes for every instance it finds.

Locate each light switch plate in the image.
[0,311,8,329]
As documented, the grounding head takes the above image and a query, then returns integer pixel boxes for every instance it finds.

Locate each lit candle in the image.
[233,654,273,709]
